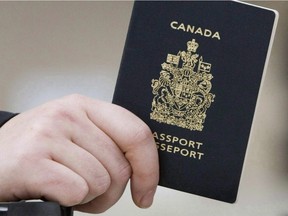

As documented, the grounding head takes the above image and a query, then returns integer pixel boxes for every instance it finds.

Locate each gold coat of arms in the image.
[150,39,215,131]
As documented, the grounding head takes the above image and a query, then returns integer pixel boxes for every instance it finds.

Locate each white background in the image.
[0,1,287,215]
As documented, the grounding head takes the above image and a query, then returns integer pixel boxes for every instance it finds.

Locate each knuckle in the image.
[90,173,111,197]
[24,120,55,144]
[65,182,89,206]
[66,94,86,104]
[132,123,154,145]
[44,174,89,207]
[47,104,75,123]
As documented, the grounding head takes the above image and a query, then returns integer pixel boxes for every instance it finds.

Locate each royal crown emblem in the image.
[150,39,215,131]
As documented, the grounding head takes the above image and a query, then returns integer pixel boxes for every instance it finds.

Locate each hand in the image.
[0,94,159,213]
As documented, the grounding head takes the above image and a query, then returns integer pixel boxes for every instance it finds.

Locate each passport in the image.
[112,1,278,203]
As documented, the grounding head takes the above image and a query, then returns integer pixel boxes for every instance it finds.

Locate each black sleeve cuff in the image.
[0,111,18,128]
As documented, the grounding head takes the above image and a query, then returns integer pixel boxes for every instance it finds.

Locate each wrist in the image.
[0,111,18,128]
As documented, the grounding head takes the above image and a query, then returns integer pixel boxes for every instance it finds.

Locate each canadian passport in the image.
[112,1,278,203]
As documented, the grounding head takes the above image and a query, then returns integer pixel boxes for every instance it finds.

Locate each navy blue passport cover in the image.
[113,1,278,203]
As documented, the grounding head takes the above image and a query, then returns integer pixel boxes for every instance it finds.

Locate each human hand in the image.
[0,94,159,213]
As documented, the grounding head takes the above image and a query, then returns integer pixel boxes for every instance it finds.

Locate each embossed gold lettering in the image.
[170,21,221,40]
[212,32,221,40]
[178,23,186,31]
[170,21,178,29]
[156,142,204,160]
[204,29,212,37]
[194,27,203,35]
[172,136,179,143]
[186,24,195,33]
[153,132,203,149]
[153,131,204,160]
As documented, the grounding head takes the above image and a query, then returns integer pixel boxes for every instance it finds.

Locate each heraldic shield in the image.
[150,39,215,131]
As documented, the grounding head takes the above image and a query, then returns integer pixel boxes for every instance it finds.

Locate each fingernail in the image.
[139,189,156,208]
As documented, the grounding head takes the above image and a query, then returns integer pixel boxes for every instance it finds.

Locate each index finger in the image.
[83,97,159,208]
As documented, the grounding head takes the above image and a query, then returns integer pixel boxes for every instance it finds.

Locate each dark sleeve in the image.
[0,111,18,128]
